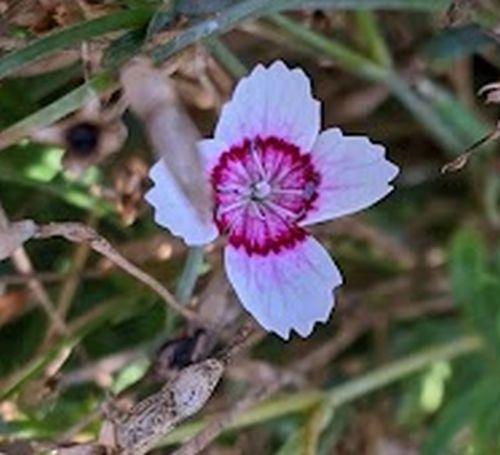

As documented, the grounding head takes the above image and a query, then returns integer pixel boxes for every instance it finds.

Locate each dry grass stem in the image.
[32,221,210,327]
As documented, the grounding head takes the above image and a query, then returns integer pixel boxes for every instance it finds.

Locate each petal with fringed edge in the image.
[224,236,342,339]
[301,128,399,226]
[214,61,320,152]
[145,159,218,245]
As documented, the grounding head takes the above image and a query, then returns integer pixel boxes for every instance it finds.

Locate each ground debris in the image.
[0,220,36,261]
[99,359,224,455]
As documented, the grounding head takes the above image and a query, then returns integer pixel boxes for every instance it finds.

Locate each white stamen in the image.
[250,141,267,180]
[250,201,267,220]
[253,180,271,199]
[216,200,247,217]
[271,188,304,196]
[264,200,301,221]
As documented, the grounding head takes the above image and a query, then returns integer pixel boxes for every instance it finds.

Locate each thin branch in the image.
[0,203,69,336]
[32,222,211,328]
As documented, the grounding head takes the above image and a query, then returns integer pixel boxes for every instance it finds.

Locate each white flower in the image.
[146,61,399,339]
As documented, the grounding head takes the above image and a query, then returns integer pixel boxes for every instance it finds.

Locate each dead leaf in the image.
[441,123,500,174]
[0,220,37,261]
[113,157,149,226]
[120,58,213,224]
[444,0,479,26]
[100,358,224,455]
[0,291,29,325]
[479,81,500,104]
[30,96,127,175]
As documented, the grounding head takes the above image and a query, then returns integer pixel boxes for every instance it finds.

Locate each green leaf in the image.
[450,229,486,304]
[0,144,111,213]
[0,8,154,79]
[450,230,500,353]
[151,0,451,65]
[422,377,497,455]
[292,0,451,9]
[416,80,491,153]
[102,28,147,69]
[387,75,490,155]
[0,72,115,150]
[423,25,496,63]
[146,4,175,39]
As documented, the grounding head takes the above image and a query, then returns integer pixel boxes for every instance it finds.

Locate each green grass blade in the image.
[0,8,153,79]
[151,0,450,64]
[293,0,451,10]
[0,72,115,150]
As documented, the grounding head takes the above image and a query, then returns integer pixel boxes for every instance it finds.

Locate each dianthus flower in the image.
[146,61,399,339]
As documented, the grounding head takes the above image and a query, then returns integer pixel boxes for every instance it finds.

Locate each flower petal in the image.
[224,236,342,339]
[215,60,320,152]
[198,138,228,174]
[301,128,399,225]
[145,159,218,245]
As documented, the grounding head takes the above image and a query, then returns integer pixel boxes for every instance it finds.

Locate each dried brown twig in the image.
[32,221,211,327]
[0,202,70,336]
[441,122,500,174]
[442,81,500,174]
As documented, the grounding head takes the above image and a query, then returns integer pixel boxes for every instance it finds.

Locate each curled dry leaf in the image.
[0,220,37,261]
[0,290,29,326]
[441,81,500,174]
[120,58,213,224]
[113,157,149,226]
[479,81,500,104]
[441,122,500,174]
[444,0,479,26]
[152,328,208,382]
[100,359,224,455]
[30,96,127,175]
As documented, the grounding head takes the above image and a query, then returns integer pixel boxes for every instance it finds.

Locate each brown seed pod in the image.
[100,359,224,455]
[30,96,127,175]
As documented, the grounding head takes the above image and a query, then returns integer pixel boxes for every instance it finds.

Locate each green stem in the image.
[0,8,154,79]
[204,37,248,79]
[354,11,393,67]
[326,335,481,407]
[152,0,450,66]
[161,335,481,445]
[286,0,451,10]
[384,73,463,153]
[175,247,205,304]
[268,14,387,81]
[270,15,474,154]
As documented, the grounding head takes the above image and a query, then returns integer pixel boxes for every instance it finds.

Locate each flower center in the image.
[211,136,320,256]
[251,180,271,200]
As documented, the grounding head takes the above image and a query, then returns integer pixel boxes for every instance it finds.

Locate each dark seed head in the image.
[65,122,100,156]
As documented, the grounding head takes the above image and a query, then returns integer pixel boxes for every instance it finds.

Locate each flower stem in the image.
[175,247,205,305]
